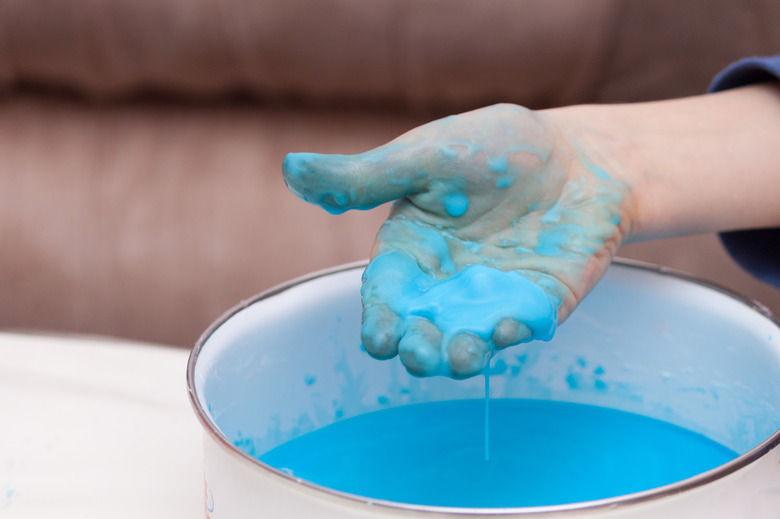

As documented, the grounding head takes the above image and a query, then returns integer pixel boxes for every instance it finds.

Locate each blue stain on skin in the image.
[494,176,514,189]
[540,202,563,225]
[534,228,570,256]
[461,240,484,255]
[444,140,480,159]
[442,192,470,217]
[394,220,457,276]
[282,105,631,379]
[361,251,557,377]
[583,160,613,182]
[487,155,509,174]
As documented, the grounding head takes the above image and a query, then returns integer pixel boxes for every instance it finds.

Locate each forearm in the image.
[546,82,780,243]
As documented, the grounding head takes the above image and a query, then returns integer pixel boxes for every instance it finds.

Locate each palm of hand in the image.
[283,104,629,378]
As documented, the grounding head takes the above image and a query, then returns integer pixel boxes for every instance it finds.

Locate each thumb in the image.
[282,143,429,215]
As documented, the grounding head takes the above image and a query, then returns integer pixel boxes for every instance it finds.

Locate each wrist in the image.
[543,83,780,243]
[541,103,645,244]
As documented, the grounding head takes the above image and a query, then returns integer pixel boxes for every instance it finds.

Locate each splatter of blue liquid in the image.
[254,399,737,508]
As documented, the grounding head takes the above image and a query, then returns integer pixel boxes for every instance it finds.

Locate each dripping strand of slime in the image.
[484,362,490,462]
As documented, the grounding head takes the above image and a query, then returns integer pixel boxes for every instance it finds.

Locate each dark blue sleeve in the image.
[707,56,780,289]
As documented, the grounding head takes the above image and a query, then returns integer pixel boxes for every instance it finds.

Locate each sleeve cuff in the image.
[708,55,780,92]
[709,55,780,289]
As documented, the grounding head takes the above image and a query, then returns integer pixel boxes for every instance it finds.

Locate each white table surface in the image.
[0,332,203,518]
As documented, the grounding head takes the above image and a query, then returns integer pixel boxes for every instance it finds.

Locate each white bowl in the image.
[188,260,780,518]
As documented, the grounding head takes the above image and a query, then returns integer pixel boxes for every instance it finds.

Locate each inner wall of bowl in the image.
[194,263,780,458]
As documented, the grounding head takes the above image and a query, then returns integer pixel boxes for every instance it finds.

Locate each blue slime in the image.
[361,251,556,377]
[273,106,741,511]
[282,104,629,379]
[254,399,738,508]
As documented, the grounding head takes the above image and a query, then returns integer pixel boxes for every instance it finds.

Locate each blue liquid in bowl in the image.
[251,399,737,508]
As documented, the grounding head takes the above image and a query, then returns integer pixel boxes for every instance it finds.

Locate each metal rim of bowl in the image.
[186,258,780,516]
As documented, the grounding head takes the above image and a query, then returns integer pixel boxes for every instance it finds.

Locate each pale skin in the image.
[282,82,780,379]
[556,83,780,240]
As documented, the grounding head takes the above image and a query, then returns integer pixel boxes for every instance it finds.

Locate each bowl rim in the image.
[186,258,780,516]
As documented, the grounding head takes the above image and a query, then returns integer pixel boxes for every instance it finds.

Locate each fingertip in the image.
[281,151,304,174]
[398,319,442,377]
[447,333,491,379]
[361,304,403,360]
[284,143,429,214]
[492,318,532,349]
[282,152,344,210]
[282,152,324,180]
[281,152,310,199]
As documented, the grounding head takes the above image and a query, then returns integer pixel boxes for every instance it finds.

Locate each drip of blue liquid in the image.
[484,368,490,462]
[254,399,737,508]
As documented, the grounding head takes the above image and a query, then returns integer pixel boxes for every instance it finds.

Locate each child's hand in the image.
[283,104,631,378]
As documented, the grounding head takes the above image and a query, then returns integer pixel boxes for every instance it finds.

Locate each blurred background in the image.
[1,0,779,348]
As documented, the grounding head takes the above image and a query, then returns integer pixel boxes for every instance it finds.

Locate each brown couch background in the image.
[2,0,779,347]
